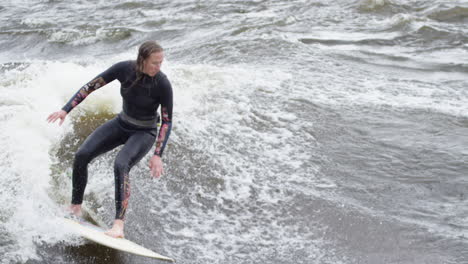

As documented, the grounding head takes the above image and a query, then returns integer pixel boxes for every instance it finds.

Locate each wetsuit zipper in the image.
[149,76,153,97]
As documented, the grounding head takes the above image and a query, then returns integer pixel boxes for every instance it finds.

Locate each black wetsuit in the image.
[62,60,173,220]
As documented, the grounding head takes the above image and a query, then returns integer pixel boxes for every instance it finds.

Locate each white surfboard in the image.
[62,217,174,262]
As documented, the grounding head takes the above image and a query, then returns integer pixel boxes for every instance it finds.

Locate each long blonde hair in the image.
[132,41,163,88]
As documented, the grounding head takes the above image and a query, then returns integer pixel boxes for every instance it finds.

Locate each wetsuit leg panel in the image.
[114,131,156,220]
[72,118,127,205]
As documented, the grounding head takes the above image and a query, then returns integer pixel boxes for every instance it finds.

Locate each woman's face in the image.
[143,51,164,77]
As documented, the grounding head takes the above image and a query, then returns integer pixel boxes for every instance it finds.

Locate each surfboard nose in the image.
[61,217,175,262]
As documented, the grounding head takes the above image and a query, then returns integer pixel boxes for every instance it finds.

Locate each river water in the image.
[0,0,467,263]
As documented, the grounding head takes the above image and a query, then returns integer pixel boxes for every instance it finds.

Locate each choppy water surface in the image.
[0,0,467,263]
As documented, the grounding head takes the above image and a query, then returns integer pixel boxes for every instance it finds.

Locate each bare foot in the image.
[104,219,125,238]
[66,204,83,218]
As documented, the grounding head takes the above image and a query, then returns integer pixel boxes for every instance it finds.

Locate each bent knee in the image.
[74,147,93,164]
[114,158,130,174]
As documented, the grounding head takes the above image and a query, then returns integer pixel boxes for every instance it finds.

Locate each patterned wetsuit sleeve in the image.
[61,62,125,113]
[154,76,173,157]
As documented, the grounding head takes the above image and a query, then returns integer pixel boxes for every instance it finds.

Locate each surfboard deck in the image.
[62,217,174,262]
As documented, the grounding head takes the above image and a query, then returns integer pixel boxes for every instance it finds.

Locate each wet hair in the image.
[131,41,163,88]
[136,40,163,74]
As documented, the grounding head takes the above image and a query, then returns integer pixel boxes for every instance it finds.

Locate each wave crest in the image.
[47,27,136,45]
[358,0,387,11]
[426,6,468,23]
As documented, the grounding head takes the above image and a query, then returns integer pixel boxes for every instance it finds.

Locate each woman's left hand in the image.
[149,155,164,178]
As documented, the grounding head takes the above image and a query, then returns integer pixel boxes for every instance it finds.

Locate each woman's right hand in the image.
[47,110,68,126]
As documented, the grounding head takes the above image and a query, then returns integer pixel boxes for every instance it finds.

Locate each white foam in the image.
[359,0,387,10]
[149,62,346,262]
[0,57,125,262]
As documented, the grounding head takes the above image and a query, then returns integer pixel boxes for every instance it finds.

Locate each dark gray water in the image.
[0,0,467,263]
